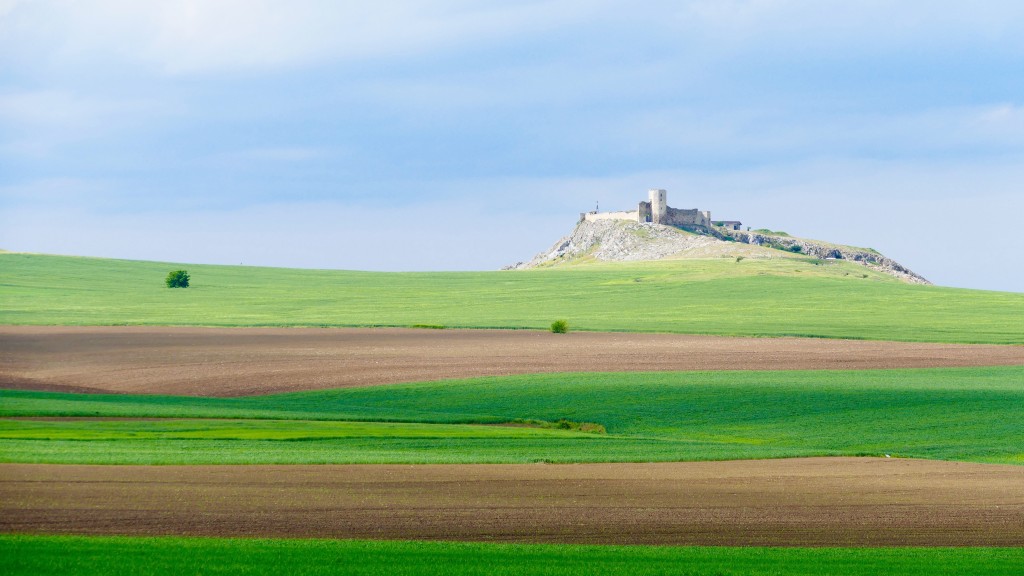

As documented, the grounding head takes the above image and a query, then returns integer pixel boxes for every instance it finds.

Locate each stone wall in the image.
[638,201,652,223]
[664,207,712,229]
[582,210,640,223]
[580,190,711,230]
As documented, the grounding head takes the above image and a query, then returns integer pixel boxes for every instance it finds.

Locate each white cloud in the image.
[0,0,17,17]
[0,177,111,205]
[969,104,1024,139]
[226,147,332,162]
[0,0,602,75]
[0,90,91,127]
[671,0,1024,53]
[593,102,1024,166]
[0,89,172,156]
[4,1,1023,77]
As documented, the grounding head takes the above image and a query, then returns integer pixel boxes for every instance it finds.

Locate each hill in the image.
[507,219,929,284]
[1,252,1021,343]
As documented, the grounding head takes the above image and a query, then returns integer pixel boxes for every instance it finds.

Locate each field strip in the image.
[2,326,1021,396]
[3,457,1023,546]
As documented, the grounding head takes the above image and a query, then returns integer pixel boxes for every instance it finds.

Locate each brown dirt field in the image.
[2,458,1022,546]
[1,326,1021,397]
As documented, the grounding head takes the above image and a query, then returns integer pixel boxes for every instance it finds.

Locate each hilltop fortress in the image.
[581,189,718,230]
[509,188,929,284]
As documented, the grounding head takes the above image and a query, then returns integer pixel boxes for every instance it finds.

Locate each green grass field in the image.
[3,535,1023,576]
[3,252,1023,343]
[3,366,1022,465]
[4,252,1022,574]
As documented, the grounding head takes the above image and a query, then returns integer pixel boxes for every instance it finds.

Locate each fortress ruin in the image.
[580,189,714,230]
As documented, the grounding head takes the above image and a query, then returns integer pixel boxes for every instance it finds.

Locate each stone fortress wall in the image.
[583,210,642,222]
[581,189,713,230]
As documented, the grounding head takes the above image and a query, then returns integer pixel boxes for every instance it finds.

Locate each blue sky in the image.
[1,1,1022,291]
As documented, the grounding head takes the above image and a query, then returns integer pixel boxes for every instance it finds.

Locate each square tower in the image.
[648,189,667,224]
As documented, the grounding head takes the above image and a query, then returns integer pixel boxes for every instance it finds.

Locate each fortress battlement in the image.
[580,189,713,231]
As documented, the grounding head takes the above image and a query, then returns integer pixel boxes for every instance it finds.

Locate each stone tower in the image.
[649,189,667,224]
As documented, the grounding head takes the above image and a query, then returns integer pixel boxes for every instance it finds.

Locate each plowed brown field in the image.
[3,458,1022,546]
[2,326,1021,396]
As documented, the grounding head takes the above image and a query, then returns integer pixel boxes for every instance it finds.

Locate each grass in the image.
[2,252,1023,343]
[2,535,1024,575]
[2,366,1022,465]
[0,419,597,441]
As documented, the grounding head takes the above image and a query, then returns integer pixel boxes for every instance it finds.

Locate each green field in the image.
[3,366,1022,465]
[3,535,1023,576]
[4,252,1023,574]
[2,252,1023,343]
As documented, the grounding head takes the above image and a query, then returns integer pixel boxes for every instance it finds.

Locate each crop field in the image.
[2,366,1023,465]
[4,535,1024,576]
[3,253,1023,573]
[3,326,1022,396]
[4,459,1024,546]
[3,253,1024,343]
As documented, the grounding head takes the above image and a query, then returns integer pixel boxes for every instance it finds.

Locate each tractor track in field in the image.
[3,458,1023,546]
[1,326,1021,397]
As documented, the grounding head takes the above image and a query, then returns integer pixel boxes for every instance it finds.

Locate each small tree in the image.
[550,319,569,334]
[165,270,190,288]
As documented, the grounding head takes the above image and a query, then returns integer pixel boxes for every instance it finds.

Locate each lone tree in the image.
[550,319,569,334]
[165,270,190,288]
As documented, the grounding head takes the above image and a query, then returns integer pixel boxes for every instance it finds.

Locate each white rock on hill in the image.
[504,219,930,285]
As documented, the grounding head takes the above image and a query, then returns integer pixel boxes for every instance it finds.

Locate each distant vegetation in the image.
[2,254,1022,343]
[550,319,569,333]
[754,228,791,236]
[3,366,1021,465]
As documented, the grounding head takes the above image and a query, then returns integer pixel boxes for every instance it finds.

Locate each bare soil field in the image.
[1,326,1021,396]
[2,458,1022,546]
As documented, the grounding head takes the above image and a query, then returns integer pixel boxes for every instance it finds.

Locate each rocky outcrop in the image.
[505,220,930,285]
[722,230,930,284]
[504,220,719,269]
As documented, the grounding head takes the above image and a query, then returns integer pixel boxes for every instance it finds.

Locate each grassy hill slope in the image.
[2,253,1022,343]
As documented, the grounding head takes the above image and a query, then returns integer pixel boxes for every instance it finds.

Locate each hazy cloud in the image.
[0,0,602,74]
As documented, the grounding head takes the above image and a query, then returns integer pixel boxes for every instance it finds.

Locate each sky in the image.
[1,1,1023,292]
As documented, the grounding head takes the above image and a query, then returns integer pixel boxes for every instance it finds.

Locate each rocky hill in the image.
[505,219,930,284]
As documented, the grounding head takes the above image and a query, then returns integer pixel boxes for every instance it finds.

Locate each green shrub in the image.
[735,256,745,262]
[754,228,790,237]
[165,270,190,288]
[550,319,569,334]
[789,245,803,253]
[512,418,606,434]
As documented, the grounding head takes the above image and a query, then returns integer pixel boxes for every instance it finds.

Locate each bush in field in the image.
[165,270,190,288]
[550,319,569,334]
